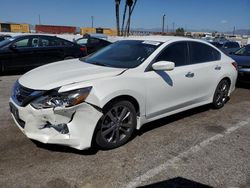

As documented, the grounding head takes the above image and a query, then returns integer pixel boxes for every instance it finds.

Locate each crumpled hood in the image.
[19,59,125,90]
[230,54,250,67]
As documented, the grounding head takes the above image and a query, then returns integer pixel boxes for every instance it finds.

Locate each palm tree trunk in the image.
[115,0,121,36]
[121,4,128,36]
[125,0,137,36]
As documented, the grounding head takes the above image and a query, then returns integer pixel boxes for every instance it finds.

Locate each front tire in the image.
[212,79,230,109]
[95,101,137,150]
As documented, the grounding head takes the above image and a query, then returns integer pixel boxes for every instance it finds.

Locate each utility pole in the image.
[172,22,175,32]
[162,14,165,34]
[91,16,94,28]
[38,14,41,25]
[233,26,235,36]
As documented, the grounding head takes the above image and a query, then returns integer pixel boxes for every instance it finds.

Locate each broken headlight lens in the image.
[31,87,92,109]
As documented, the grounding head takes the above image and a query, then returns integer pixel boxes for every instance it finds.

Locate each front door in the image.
[5,36,40,71]
[145,42,199,120]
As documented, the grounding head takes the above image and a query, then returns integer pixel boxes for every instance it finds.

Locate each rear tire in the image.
[212,79,230,109]
[95,100,137,150]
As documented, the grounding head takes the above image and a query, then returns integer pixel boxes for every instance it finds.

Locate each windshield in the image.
[234,45,250,56]
[76,38,88,45]
[81,40,162,68]
[0,37,14,47]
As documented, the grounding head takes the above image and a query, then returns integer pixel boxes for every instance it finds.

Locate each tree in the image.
[115,0,121,36]
[175,27,185,36]
[121,0,128,36]
[115,0,137,36]
[124,0,137,36]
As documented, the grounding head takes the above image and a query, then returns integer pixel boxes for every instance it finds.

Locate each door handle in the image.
[215,65,221,70]
[185,72,194,78]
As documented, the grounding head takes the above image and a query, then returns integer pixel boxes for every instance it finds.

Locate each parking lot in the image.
[0,75,249,188]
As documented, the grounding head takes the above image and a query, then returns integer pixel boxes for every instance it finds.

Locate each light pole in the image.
[162,14,165,34]
[38,14,41,25]
[91,16,94,28]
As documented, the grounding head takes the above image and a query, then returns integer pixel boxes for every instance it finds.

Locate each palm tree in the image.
[115,0,121,36]
[125,0,137,36]
[121,0,128,36]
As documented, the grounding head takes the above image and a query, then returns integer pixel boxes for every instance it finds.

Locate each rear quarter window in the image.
[224,42,239,48]
[189,42,221,64]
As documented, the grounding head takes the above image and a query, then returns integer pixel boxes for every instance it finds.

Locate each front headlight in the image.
[31,87,92,109]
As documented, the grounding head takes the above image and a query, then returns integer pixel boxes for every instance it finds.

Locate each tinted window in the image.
[234,45,250,56]
[15,38,29,47]
[39,37,73,47]
[40,37,50,47]
[59,39,73,47]
[76,38,88,45]
[210,42,222,48]
[14,37,39,48]
[189,42,221,63]
[89,38,100,44]
[224,42,239,48]
[156,42,188,66]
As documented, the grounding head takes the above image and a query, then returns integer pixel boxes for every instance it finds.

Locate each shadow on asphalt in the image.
[32,140,99,155]
[1,70,26,76]
[236,82,250,89]
[137,104,211,136]
[138,177,213,188]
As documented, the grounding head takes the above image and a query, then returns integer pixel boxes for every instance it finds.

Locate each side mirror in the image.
[9,44,17,50]
[152,61,175,71]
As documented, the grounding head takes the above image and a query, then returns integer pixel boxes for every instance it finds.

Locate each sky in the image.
[0,0,249,32]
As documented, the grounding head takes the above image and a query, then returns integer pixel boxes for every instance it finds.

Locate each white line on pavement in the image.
[126,119,250,188]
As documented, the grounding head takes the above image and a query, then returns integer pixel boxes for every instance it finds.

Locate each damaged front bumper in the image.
[9,98,102,150]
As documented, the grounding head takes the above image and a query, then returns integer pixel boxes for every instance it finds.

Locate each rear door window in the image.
[156,42,188,67]
[224,42,239,48]
[189,42,221,64]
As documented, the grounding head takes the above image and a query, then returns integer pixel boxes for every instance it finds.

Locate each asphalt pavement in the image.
[0,75,249,188]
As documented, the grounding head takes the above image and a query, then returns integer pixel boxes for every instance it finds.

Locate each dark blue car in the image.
[229,44,250,83]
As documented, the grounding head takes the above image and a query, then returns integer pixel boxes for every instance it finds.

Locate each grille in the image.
[12,81,43,107]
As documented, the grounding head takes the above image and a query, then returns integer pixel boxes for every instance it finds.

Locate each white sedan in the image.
[10,36,237,150]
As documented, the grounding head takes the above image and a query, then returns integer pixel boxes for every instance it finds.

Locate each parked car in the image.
[10,36,237,150]
[209,41,223,48]
[74,34,111,54]
[0,34,11,42]
[229,44,250,83]
[210,41,240,54]
[0,35,87,73]
[219,41,240,54]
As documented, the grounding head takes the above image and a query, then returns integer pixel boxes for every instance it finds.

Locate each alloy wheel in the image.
[100,105,134,144]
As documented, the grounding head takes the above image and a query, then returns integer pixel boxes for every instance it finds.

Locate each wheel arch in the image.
[102,95,140,116]
[222,77,231,87]
[214,76,232,94]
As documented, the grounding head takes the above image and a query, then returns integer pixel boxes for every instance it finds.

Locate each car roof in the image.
[119,35,208,44]
[13,34,57,39]
[84,33,108,39]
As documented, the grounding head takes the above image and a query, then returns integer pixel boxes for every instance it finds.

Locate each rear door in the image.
[188,41,222,99]
[36,36,64,65]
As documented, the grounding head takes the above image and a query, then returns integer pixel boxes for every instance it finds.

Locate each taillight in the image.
[231,62,238,70]
[80,46,87,52]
